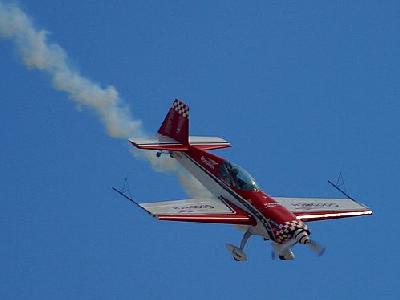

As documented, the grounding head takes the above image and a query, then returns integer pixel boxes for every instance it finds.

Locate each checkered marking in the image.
[173,99,189,119]
[273,220,307,244]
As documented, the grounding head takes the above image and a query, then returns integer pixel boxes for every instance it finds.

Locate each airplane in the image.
[113,99,373,261]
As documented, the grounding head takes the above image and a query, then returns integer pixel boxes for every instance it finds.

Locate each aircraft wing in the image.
[273,197,373,222]
[139,198,255,225]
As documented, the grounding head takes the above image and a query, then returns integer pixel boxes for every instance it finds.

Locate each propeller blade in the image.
[307,240,326,256]
[271,239,297,260]
[271,242,278,260]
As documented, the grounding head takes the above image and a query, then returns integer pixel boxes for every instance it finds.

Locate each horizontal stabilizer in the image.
[189,136,231,150]
[129,136,188,150]
[129,135,230,151]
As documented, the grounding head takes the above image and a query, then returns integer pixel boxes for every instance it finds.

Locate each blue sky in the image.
[1,1,399,299]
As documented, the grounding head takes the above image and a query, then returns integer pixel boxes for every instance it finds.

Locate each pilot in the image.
[228,166,242,189]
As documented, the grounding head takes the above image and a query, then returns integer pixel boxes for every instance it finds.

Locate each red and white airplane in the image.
[114,99,372,261]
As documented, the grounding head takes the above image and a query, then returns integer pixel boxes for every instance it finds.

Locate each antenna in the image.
[328,180,356,201]
[327,172,355,201]
[328,172,356,201]
[112,178,154,217]
[328,173,370,208]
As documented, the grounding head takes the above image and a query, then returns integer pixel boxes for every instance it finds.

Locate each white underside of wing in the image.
[273,197,372,221]
[140,198,234,215]
[273,197,369,213]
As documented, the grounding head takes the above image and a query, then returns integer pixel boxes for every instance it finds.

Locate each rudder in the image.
[158,99,189,145]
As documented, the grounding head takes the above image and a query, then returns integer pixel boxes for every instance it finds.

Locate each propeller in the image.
[279,239,297,255]
[306,240,326,256]
[271,239,297,260]
[271,249,276,260]
[271,239,326,260]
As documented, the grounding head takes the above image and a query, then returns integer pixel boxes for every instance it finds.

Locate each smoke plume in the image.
[0,2,211,198]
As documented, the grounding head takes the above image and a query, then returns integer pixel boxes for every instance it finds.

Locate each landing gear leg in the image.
[240,230,252,251]
[226,229,252,262]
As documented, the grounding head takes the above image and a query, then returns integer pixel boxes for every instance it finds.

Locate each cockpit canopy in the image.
[219,161,260,191]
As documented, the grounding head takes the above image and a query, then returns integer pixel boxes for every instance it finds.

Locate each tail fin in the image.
[158,99,189,145]
[129,99,231,151]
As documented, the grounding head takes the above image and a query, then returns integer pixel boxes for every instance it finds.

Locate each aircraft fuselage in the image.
[173,147,310,244]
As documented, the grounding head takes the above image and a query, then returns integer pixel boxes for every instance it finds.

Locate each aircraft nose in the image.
[293,228,310,244]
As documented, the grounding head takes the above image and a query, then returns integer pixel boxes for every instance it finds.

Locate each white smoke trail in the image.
[0,2,140,138]
[0,2,210,198]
